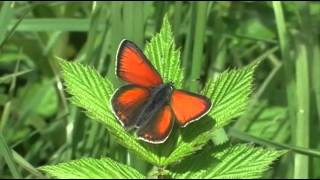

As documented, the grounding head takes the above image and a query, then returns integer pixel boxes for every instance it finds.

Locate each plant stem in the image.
[293,4,312,178]
[182,6,194,77]
[189,1,208,92]
[294,41,310,178]
[312,38,320,133]
[272,2,297,178]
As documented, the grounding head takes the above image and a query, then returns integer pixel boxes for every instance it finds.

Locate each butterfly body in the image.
[111,39,212,144]
[135,83,173,128]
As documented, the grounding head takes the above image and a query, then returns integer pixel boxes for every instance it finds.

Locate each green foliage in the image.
[171,144,285,179]
[38,15,284,179]
[39,157,145,179]
[2,2,312,179]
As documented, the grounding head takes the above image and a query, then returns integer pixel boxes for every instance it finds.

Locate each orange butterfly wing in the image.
[137,105,174,144]
[170,90,212,127]
[111,85,150,128]
[116,40,163,87]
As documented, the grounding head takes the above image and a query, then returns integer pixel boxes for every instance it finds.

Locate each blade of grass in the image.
[12,150,45,178]
[123,1,144,47]
[309,6,320,177]
[293,4,312,178]
[154,2,169,32]
[312,34,320,132]
[229,128,320,158]
[189,1,208,92]
[9,18,92,32]
[0,1,14,44]
[0,69,33,84]
[11,131,38,149]
[0,101,11,132]
[0,59,23,178]
[0,56,21,131]
[48,32,73,160]
[87,3,113,160]
[273,2,297,178]
[79,2,111,66]
[0,5,29,51]
[106,2,123,86]
[188,2,230,146]
[75,3,110,159]
[206,8,229,77]
[225,33,278,44]
[209,38,227,76]
[0,134,22,178]
[294,41,310,178]
[272,1,296,126]
[181,6,194,77]
[94,3,111,72]
[84,121,101,157]
[233,46,280,131]
[253,55,282,100]
[173,1,183,37]
[15,1,70,13]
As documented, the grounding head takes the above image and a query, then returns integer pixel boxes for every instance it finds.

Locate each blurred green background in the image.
[0,1,319,179]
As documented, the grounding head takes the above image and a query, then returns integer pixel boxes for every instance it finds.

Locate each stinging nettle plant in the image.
[39,15,285,179]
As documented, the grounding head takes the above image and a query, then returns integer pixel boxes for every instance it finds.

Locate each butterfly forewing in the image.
[111,85,150,128]
[116,40,163,88]
[170,89,212,127]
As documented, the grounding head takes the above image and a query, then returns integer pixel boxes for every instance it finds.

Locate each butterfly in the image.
[111,39,212,144]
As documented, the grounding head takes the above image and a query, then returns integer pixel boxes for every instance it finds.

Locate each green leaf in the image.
[203,61,259,128]
[171,144,285,179]
[163,133,212,166]
[39,157,145,179]
[144,14,184,88]
[161,117,215,166]
[57,59,159,165]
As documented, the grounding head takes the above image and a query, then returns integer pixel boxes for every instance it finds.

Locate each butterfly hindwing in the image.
[170,89,212,127]
[137,105,174,144]
[116,40,163,88]
[111,84,150,128]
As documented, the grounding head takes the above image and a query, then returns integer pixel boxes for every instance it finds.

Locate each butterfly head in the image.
[167,82,174,88]
[160,82,175,98]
